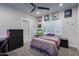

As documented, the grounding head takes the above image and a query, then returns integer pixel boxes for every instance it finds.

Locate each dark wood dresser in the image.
[7,29,23,51]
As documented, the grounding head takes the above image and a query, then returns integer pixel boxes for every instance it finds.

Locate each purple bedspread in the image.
[30,36,60,56]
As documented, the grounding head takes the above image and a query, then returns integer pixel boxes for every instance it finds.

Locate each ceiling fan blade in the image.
[31,8,36,13]
[38,7,50,10]
[30,3,36,8]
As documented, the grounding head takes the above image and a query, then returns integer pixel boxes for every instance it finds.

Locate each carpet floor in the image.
[7,42,79,56]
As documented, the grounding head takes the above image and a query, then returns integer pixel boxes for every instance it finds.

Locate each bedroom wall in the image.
[0,4,37,41]
[37,6,78,49]
[59,7,77,48]
[76,4,79,50]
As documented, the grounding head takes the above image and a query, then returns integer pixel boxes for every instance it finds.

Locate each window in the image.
[42,20,62,34]
[50,20,62,34]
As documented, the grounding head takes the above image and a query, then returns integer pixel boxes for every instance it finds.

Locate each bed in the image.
[30,35,60,56]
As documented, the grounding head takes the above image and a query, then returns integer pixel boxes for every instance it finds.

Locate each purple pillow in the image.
[46,33,55,36]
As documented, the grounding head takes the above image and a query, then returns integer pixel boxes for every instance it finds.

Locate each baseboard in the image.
[69,44,79,51]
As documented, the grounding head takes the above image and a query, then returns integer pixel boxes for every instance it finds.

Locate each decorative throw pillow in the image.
[36,29,44,36]
[46,33,55,36]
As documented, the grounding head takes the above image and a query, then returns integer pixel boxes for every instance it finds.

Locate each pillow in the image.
[36,31,43,36]
[36,29,44,36]
[46,33,55,36]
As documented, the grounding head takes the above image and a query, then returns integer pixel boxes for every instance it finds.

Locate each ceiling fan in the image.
[30,3,50,13]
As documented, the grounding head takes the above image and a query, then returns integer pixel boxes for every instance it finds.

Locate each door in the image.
[22,19,29,44]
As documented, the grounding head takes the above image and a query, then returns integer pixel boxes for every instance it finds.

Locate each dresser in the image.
[7,29,23,51]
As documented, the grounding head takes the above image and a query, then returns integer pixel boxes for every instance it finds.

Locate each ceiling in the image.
[4,3,78,17]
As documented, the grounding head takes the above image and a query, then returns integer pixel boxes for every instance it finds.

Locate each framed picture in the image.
[52,12,58,20]
[44,15,49,21]
[64,9,72,18]
[38,24,41,28]
[38,17,42,22]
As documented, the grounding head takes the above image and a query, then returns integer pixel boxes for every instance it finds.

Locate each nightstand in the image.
[60,38,68,48]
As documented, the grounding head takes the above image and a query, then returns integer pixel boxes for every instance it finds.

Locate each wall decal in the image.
[52,12,58,20]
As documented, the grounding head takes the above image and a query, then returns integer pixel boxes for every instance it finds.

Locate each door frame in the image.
[21,18,30,42]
